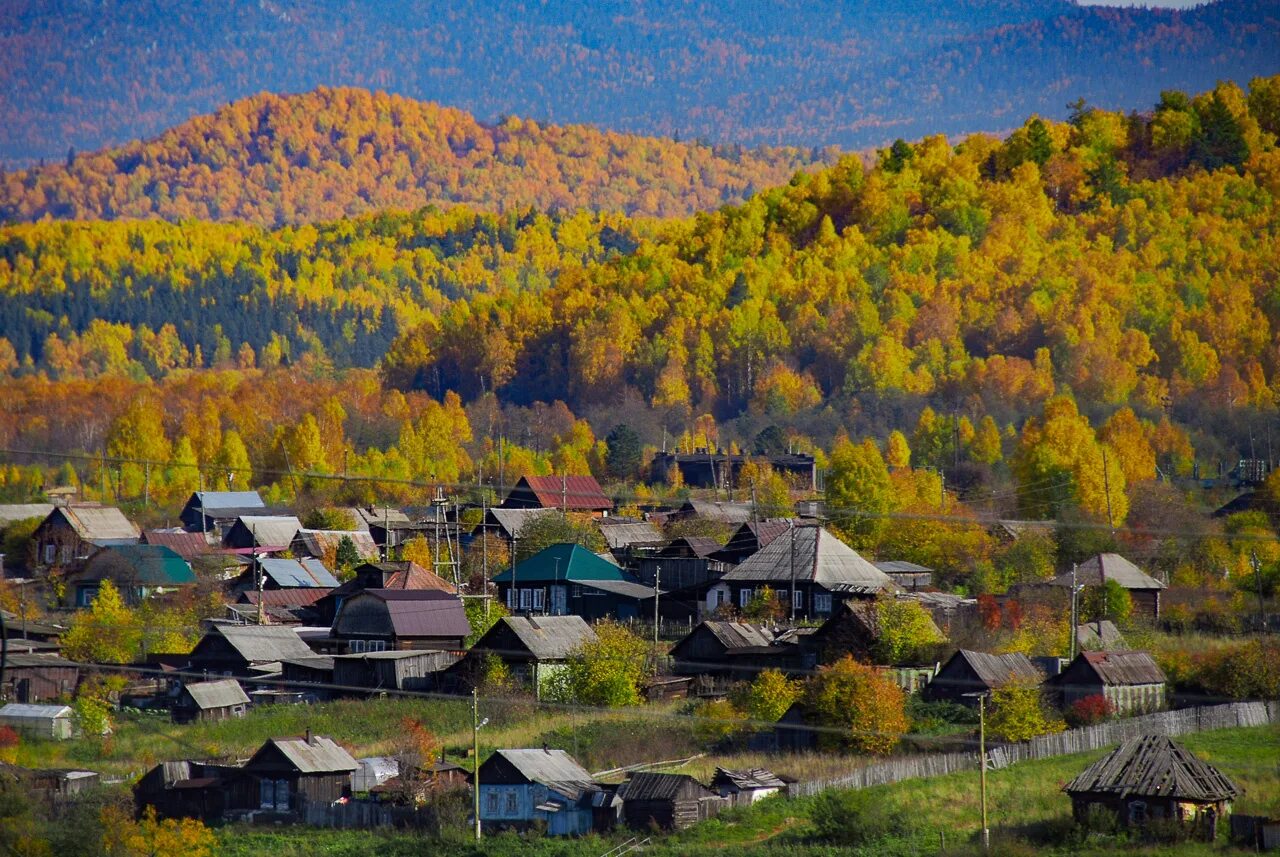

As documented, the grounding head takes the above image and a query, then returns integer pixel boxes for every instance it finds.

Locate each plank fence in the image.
[787,700,1278,799]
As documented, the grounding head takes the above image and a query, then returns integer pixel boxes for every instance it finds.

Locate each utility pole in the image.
[473,689,482,842]
[653,564,662,666]
[254,524,263,626]
[143,461,150,508]
[1252,551,1265,632]
[979,693,990,851]
[789,521,797,623]
[198,470,207,535]
[482,488,490,618]
[561,474,567,512]
[1068,563,1079,662]
[1101,447,1115,534]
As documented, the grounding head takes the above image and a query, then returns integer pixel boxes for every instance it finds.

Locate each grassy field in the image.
[209,724,1280,856]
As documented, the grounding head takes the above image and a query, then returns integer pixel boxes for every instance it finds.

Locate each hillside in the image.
[0,88,827,225]
[1,0,1277,168]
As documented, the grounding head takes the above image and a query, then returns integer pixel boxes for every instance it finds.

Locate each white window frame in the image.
[814,592,833,614]
[532,588,545,611]
[739,588,752,608]
[43,544,55,565]
[506,588,515,609]
[793,589,805,610]
[519,588,531,610]
[504,789,518,816]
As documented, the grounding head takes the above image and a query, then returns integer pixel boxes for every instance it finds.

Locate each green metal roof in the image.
[96,544,196,586]
[491,543,625,584]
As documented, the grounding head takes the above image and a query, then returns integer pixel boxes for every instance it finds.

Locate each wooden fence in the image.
[787,701,1278,799]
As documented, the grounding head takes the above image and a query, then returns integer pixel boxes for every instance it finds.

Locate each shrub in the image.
[1065,694,1113,727]
[987,679,1065,742]
[804,655,908,754]
[0,725,17,764]
[810,786,904,846]
[692,699,747,746]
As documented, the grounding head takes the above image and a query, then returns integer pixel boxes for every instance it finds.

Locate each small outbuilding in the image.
[1050,553,1166,621]
[1048,651,1167,716]
[1064,735,1239,839]
[171,679,250,724]
[711,767,786,806]
[0,703,75,739]
[923,649,1043,706]
[475,748,603,836]
[465,615,598,697]
[619,771,724,830]
[241,733,358,813]
[0,653,79,703]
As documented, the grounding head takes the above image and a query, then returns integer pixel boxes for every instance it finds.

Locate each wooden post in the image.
[980,693,989,851]
[473,689,481,842]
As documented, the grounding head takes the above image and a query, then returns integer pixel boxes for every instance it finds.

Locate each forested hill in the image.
[2,0,1278,168]
[1,80,1277,446]
[0,88,828,226]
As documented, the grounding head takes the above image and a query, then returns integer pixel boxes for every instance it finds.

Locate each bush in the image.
[1065,694,1112,727]
[987,680,1065,742]
[810,787,904,846]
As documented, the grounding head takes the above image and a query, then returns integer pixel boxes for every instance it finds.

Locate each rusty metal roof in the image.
[954,650,1043,687]
[504,475,613,511]
[1078,650,1166,686]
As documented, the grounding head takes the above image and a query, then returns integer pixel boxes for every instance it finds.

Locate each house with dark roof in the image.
[465,615,597,696]
[492,543,656,620]
[649,451,817,491]
[133,760,242,823]
[669,621,808,686]
[32,504,140,570]
[1048,650,1167,716]
[872,560,933,591]
[475,748,605,836]
[242,734,358,814]
[922,650,1044,706]
[235,588,331,625]
[1050,554,1167,621]
[805,598,945,666]
[186,624,316,678]
[472,507,556,543]
[332,649,459,693]
[236,557,339,591]
[180,491,268,536]
[171,678,250,724]
[330,589,469,653]
[707,520,791,566]
[141,528,214,563]
[314,560,455,626]
[222,516,302,551]
[66,544,195,607]
[713,526,892,620]
[500,475,614,516]
[619,771,724,830]
[1064,735,1239,839]
[597,518,664,558]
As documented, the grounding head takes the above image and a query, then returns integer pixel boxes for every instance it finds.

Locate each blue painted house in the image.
[475,748,611,836]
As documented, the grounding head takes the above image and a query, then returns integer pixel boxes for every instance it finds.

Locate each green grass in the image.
[209,723,1279,856]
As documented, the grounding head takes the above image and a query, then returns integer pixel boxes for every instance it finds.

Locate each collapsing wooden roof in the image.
[1063,735,1239,802]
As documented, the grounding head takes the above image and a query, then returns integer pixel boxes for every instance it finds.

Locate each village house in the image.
[499,474,614,517]
[669,620,808,690]
[234,588,331,625]
[65,543,195,607]
[492,543,656,620]
[32,503,140,570]
[140,528,215,563]
[171,678,250,724]
[330,589,469,653]
[314,560,454,626]
[923,649,1044,706]
[631,536,728,614]
[1050,553,1167,621]
[649,450,818,492]
[1048,650,1168,716]
[597,517,664,562]
[235,557,339,591]
[1064,735,1239,840]
[279,655,336,698]
[221,515,302,551]
[872,560,934,591]
[470,507,555,546]
[711,525,893,620]
[804,598,945,666]
[465,615,597,697]
[711,767,787,806]
[179,490,269,536]
[133,760,241,823]
[290,529,380,563]
[474,748,606,836]
[658,499,754,527]
[0,653,78,703]
[241,733,358,815]
[619,771,724,830]
[332,649,459,693]
[186,624,316,678]
[707,520,791,566]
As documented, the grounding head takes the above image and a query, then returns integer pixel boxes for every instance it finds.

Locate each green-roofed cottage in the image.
[67,544,196,607]
[492,543,658,620]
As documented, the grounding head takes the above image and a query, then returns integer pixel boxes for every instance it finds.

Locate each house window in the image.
[739,588,752,608]
[350,640,364,654]
[62,545,73,563]
[532,589,545,611]
[504,789,518,816]
[506,588,515,609]
[485,790,499,816]
[260,778,290,810]
[1129,801,1147,824]
[793,589,805,610]
[43,544,55,565]
[814,593,832,614]
[519,589,532,610]
[370,640,387,653]
[572,584,584,598]
[716,589,726,606]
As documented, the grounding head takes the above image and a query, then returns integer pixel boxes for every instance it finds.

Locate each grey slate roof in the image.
[684,500,753,524]
[579,578,661,600]
[1051,553,1166,591]
[1076,650,1166,686]
[954,650,1043,687]
[1063,735,1239,801]
[183,679,250,710]
[213,624,315,663]
[292,529,380,560]
[494,748,596,796]
[597,519,663,550]
[258,557,340,588]
[192,491,266,514]
[265,735,358,773]
[499,615,597,659]
[721,526,892,590]
[483,507,556,539]
[235,516,303,547]
[57,504,140,542]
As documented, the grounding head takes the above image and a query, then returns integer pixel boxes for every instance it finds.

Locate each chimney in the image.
[306,728,314,745]
[543,743,550,754]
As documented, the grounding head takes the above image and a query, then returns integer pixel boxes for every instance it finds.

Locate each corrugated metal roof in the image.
[0,703,73,718]
[240,588,331,607]
[213,624,315,663]
[955,650,1043,687]
[1051,553,1166,591]
[494,749,596,795]
[234,516,302,547]
[184,679,250,709]
[267,735,358,773]
[684,500,753,523]
[0,504,54,525]
[1078,650,1166,686]
[141,529,213,561]
[505,475,613,511]
[293,530,380,561]
[85,544,195,585]
[191,491,266,513]
[59,504,140,541]
[494,615,597,660]
[361,589,471,638]
[597,520,663,550]
[258,558,340,588]
[493,543,628,584]
[1063,735,1239,801]
[873,560,934,574]
[722,526,891,590]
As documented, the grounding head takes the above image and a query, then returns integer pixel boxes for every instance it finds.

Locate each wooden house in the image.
[330,589,469,653]
[872,560,933,591]
[923,650,1043,706]
[180,491,268,535]
[236,588,331,625]
[499,475,614,516]
[237,557,339,591]
[279,656,336,698]
[290,529,380,563]
[1049,553,1166,621]
[1064,735,1239,839]
[471,507,556,544]
[186,624,316,678]
[171,678,250,724]
[314,560,454,626]
[66,544,195,607]
[712,526,892,620]
[669,620,808,687]
[241,733,358,814]
[475,748,604,836]
[707,520,791,566]
[649,451,817,491]
[332,649,459,692]
[804,598,945,666]
[492,543,656,620]
[1048,651,1167,716]
[133,760,240,822]
[0,653,78,703]
[465,615,597,696]
[711,767,786,806]
[221,516,302,551]
[619,771,724,830]
[140,529,214,563]
[32,504,139,570]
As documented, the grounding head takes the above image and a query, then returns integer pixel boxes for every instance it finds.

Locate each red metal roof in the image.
[141,529,213,561]
[514,475,613,511]
[240,589,332,607]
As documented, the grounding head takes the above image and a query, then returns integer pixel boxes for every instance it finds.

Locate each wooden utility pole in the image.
[979,693,990,851]
[1252,551,1265,632]
[1101,447,1115,533]
[789,521,797,623]
[653,564,662,666]
[254,524,263,626]
[1068,563,1079,662]
[473,689,482,842]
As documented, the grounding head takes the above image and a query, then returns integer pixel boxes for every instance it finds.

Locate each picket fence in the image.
[786,700,1278,799]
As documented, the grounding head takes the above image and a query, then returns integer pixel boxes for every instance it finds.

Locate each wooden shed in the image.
[922,649,1043,706]
[1048,650,1167,716]
[171,679,250,724]
[241,733,357,814]
[619,772,724,830]
[0,653,79,703]
[1050,553,1166,621]
[1064,735,1239,839]
[333,649,459,693]
[711,767,786,806]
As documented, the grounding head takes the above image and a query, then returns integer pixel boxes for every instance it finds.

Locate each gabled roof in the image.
[183,679,250,710]
[712,767,786,791]
[698,620,777,650]
[682,499,753,524]
[205,624,315,663]
[873,560,933,574]
[709,520,792,562]
[0,504,55,526]
[240,588,330,608]
[490,748,596,796]
[721,526,891,591]
[255,735,358,774]
[360,561,455,592]
[258,557,339,588]
[141,529,213,561]
[1076,620,1125,650]
[352,506,413,529]
[620,771,713,801]
[188,491,266,514]
[51,504,140,543]
[230,516,302,547]
[577,578,659,600]
[0,703,73,718]
[492,543,628,584]
[598,519,663,550]
[478,507,557,539]
[483,615,597,660]
[1071,650,1166,686]
[84,544,196,586]
[661,536,723,558]
[292,529,380,561]
[1063,735,1239,801]
[950,650,1043,688]
[1051,554,1166,591]
[359,589,470,638]
[502,475,613,512]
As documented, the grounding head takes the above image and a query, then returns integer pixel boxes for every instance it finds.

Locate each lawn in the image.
[211,723,1280,856]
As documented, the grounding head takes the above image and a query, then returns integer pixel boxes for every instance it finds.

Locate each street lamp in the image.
[472,689,489,842]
